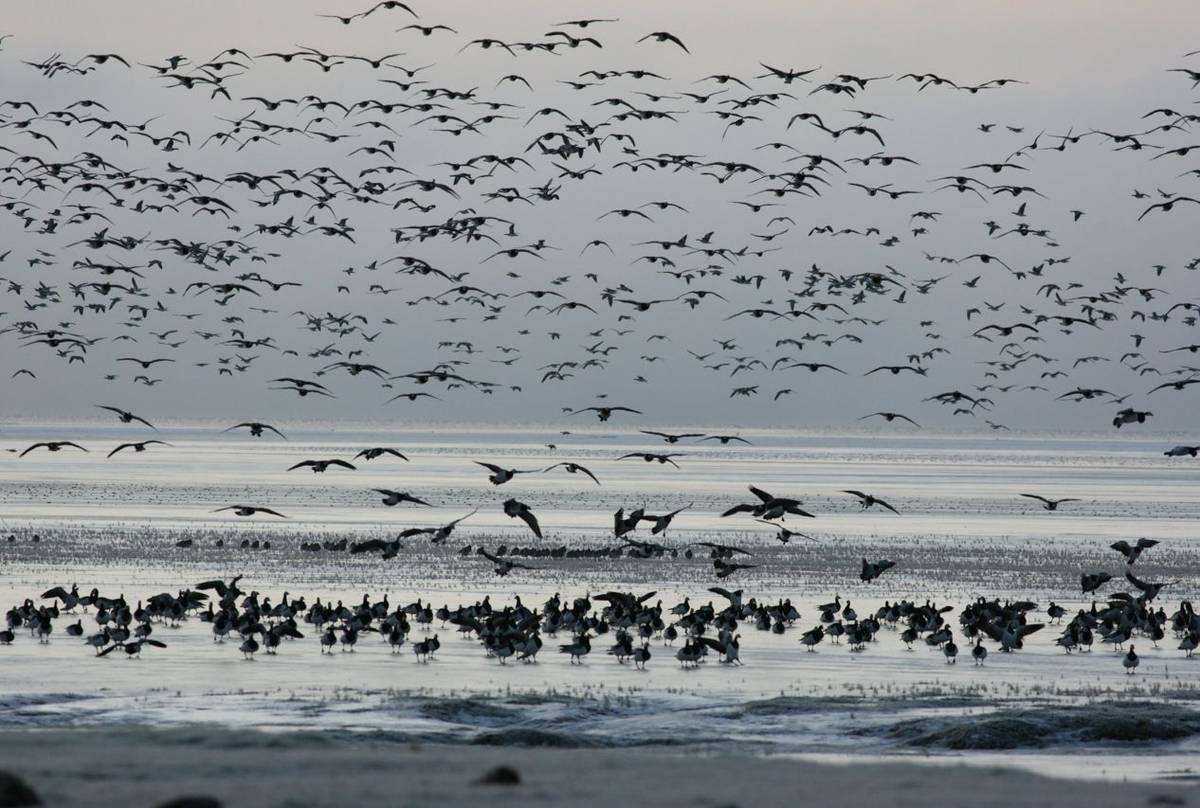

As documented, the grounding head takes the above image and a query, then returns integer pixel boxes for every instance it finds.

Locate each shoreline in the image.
[1,726,1192,807]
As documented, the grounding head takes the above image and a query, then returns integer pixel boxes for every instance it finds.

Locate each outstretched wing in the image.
[517,509,542,538]
[707,586,735,603]
[876,498,900,515]
[1124,570,1150,592]
[748,486,774,503]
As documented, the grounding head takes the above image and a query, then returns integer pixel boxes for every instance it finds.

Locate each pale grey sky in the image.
[1,1,1199,431]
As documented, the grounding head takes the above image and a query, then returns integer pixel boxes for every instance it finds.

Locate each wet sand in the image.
[2,726,1193,808]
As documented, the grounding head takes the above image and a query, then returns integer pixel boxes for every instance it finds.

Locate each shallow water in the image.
[2,422,1199,781]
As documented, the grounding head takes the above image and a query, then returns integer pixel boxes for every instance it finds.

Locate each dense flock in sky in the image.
[1,5,1199,429]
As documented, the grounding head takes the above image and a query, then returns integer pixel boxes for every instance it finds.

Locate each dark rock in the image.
[477,765,521,786]
[154,797,222,808]
[0,771,41,807]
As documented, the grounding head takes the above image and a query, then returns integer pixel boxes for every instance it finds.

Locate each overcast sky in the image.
[1,1,1199,431]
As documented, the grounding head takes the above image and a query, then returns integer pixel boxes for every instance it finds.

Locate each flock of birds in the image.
[1,8,1198,677]
[4,571,1197,674]
[4,401,1198,674]
[0,8,1198,431]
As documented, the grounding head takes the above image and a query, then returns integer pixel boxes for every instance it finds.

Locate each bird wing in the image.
[1019,493,1050,505]
[517,509,542,538]
[748,485,774,503]
[449,508,478,527]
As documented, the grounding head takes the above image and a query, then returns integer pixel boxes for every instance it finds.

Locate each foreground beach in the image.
[2,726,1193,808]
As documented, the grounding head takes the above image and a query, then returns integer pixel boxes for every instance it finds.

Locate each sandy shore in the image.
[0,727,1191,808]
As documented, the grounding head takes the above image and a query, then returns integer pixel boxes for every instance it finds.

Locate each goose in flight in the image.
[1113,408,1152,428]
[710,557,758,576]
[693,541,751,559]
[401,509,476,543]
[1110,538,1158,565]
[860,558,896,582]
[1019,493,1078,511]
[1164,445,1200,457]
[475,461,540,485]
[107,440,171,458]
[618,452,684,467]
[213,505,288,518]
[223,422,287,439]
[1080,571,1113,594]
[570,405,642,421]
[708,587,745,609]
[386,391,442,403]
[95,405,156,430]
[755,519,814,543]
[479,548,534,576]
[842,490,900,514]
[858,412,920,427]
[699,434,752,445]
[1125,570,1175,601]
[637,31,689,53]
[372,489,431,507]
[19,441,89,458]
[645,503,691,535]
[355,447,409,461]
[640,429,704,444]
[542,462,600,484]
[287,458,357,473]
[502,498,542,537]
[723,486,813,520]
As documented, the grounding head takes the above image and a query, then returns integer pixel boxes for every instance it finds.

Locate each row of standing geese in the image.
[6,578,1196,674]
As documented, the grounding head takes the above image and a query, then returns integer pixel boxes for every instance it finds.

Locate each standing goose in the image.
[943,631,959,663]
[800,625,825,651]
[559,633,591,663]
